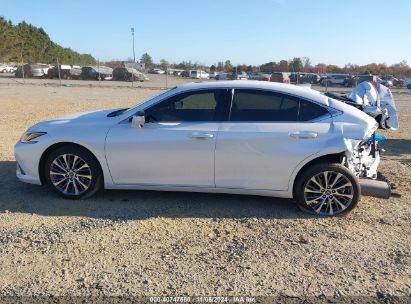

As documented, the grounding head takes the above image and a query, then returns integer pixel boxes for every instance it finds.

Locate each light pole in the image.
[131,27,135,85]
[131,27,135,63]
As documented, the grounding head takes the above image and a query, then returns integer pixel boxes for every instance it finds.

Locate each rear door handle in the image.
[189,132,214,139]
[290,132,318,139]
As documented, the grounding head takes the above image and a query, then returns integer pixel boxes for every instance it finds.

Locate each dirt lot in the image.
[0,81,410,300]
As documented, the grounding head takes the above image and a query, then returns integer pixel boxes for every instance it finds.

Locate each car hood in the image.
[27,108,123,132]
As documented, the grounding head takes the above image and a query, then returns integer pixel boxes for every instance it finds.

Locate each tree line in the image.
[0,17,96,65]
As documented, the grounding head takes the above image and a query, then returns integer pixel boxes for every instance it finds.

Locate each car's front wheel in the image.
[45,146,102,199]
[295,163,360,216]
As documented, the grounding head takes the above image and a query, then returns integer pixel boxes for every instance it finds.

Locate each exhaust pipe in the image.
[359,179,391,199]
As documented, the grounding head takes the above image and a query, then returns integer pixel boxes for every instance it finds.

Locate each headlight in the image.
[20,132,47,143]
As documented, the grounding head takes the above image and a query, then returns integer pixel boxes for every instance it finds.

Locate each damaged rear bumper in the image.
[346,135,393,199]
[344,136,381,180]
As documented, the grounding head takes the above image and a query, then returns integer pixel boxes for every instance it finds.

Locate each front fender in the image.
[39,135,114,186]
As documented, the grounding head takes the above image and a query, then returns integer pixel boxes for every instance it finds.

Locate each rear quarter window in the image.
[298,99,330,121]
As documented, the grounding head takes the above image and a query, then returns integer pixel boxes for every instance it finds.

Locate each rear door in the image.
[215,89,333,191]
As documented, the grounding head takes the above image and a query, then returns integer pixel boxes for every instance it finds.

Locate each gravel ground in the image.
[0,82,410,300]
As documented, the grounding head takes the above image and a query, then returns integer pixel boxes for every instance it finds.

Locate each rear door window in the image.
[229,89,329,122]
[230,90,299,121]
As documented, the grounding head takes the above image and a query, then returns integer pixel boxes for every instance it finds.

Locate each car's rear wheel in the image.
[407,84,411,89]
[45,146,102,199]
[295,163,360,216]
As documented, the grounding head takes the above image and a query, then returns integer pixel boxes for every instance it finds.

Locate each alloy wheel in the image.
[49,154,92,195]
[303,171,354,216]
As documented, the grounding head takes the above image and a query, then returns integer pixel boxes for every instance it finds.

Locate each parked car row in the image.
[11,63,411,89]
[14,64,149,82]
[320,74,408,88]
[172,70,316,84]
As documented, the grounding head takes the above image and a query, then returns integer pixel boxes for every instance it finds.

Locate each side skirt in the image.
[104,183,293,199]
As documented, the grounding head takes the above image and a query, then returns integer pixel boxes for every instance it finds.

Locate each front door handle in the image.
[289,132,318,139]
[189,132,214,139]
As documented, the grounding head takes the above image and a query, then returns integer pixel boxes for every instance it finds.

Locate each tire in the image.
[407,84,411,89]
[45,146,103,199]
[295,163,360,216]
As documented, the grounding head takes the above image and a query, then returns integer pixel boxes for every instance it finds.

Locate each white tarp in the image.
[349,81,398,130]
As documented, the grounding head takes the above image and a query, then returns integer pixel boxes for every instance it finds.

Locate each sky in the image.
[2,0,411,66]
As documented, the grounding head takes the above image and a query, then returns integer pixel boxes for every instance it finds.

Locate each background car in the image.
[270,72,290,84]
[80,66,113,80]
[290,72,320,84]
[0,64,15,73]
[209,71,219,79]
[148,68,165,74]
[320,74,349,86]
[180,70,191,77]
[381,75,403,87]
[69,66,82,80]
[215,73,233,80]
[14,64,50,78]
[190,70,209,79]
[248,72,260,80]
[46,65,73,79]
[112,67,148,82]
[380,78,393,87]
[405,79,411,89]
[232,71,249,80]
[342,75,357,87]
[248,72,271,81]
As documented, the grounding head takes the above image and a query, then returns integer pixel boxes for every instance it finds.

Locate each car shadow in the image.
[0,160,315,220]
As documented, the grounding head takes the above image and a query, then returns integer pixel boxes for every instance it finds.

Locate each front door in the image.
[106,89,228,186]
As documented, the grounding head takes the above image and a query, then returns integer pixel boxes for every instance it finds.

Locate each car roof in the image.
[175,80,329,105]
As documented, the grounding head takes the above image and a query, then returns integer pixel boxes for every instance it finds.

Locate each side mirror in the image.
[132,110,145,128]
